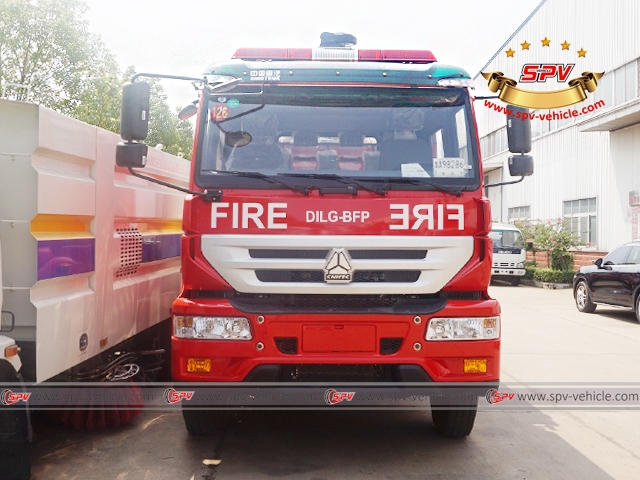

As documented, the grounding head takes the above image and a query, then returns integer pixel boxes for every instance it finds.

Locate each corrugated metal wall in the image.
[474,0,640,251]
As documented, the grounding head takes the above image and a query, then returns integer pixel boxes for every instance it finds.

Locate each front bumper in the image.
[171,297,500,384]
[492,268,525,277]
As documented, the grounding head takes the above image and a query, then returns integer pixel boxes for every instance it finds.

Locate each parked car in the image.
[573,241,640,322]
[489,223,526,286]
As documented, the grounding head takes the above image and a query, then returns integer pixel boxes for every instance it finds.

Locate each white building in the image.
[475,0,640,252]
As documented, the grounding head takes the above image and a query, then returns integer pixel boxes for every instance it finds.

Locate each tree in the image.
[0,0,194,159]
[514,218,583,271]
[0,0,119,115]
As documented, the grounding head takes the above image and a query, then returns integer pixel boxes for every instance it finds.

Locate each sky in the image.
[83,0,544,107]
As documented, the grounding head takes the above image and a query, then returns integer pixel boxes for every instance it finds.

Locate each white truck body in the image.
[490,222,526,285]
[0,99,189,382]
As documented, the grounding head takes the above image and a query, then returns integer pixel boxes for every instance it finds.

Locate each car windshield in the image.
[195,87,479,192]
[490,229,524,250]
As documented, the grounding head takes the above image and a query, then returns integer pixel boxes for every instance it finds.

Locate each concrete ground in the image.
[28,285,640,479]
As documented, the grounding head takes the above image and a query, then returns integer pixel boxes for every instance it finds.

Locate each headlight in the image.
[517,262,525,268]
[174,316,252,340]
[426,316,500,341]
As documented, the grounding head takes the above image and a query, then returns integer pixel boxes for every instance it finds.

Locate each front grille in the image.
[354,271,420,282]
[255,270,421,283]
[202,234,474,295]
[380,338,403,355]
[493,262,517,268]
[274,337,298,355]
[290,295,398,309]
[228,292,452,314]
[351,250,427,260]
[440,291,481,300]
[286,364,388,382]
[250,249,327,259]
[249,249,427,260]
[256,270,323,282]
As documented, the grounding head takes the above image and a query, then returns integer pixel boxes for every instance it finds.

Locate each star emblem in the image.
[541,37,551,47]
[577,48,587,57]
[505,48,515,57]
[561,40,570,50]
[521,40,531,50]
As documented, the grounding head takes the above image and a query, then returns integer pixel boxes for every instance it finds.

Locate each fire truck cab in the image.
[117,32,533,438]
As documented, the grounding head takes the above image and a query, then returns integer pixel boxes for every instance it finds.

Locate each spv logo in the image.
[0,389,31,406]
[325,389,355,405]
[520,64,575,83]
[164,388,195,404]
[485,389,515,404]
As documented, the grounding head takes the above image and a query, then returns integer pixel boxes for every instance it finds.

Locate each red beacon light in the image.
[358,49,437,63]
[232,33,436,63]
[232,48,436,63]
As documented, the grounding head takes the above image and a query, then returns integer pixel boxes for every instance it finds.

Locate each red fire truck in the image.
[117,33,533,438]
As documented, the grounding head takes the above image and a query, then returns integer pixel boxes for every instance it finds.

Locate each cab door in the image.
[590,245,632,304]
[615,246,640,306]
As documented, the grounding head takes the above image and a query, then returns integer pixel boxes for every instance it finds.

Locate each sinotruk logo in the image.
[323,248,354,283]
[482,36,603,109]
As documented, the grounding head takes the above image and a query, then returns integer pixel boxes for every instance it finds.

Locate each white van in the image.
[490,223,527,286]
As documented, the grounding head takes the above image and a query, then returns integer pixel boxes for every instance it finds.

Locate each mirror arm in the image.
[486,175,525,188]
[126,167,222,202]
[130,72,204,83]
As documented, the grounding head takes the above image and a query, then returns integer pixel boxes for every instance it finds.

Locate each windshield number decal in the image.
[210,105,230,121]
[433,157,471,178]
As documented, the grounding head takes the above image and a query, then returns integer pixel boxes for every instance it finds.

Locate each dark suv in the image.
[573,241,640,322]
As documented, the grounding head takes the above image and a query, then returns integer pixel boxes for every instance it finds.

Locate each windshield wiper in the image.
[277,172,388,196]
[216,171,312,195]
[383,177,464,197]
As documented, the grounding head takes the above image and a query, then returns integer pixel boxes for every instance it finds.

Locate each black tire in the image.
[182,408,231,436]
[431,404,478,438]
[509,277,521,286]
[635,295,640,324]
[575,280,596,313]
[0,360,31,480]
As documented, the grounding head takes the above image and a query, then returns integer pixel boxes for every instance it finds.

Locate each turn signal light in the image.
[4,345,19,357]
[187,358,211,373]
[464,359,487,373]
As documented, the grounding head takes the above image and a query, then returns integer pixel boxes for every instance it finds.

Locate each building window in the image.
[613,60,638,106]
[563,197,597,246]
[508,206,530,221]
[480,126,507,158]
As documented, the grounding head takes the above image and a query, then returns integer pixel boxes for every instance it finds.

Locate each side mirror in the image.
[508,154,534,177]
[116,142,148,168]
[225,131,252,147]
[178,102,198,120]
[594,258,603,268]
[1,311,15,332]
[526,241,534,251]
[507,106,532,154]
[120,81,150,142]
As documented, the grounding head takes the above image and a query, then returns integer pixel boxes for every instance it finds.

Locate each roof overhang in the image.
[579,98,640,132]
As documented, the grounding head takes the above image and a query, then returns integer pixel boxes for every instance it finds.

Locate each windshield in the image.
[195,87,479,192]
[489,229,525,251]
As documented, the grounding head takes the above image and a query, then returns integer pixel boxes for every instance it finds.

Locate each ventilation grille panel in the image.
[116,228,142,278]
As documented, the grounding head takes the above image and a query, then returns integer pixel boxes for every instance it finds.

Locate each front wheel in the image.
[575,281,596,313]
[635,295,640,324]
[431,405,477,438]
[509,277,521,286]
